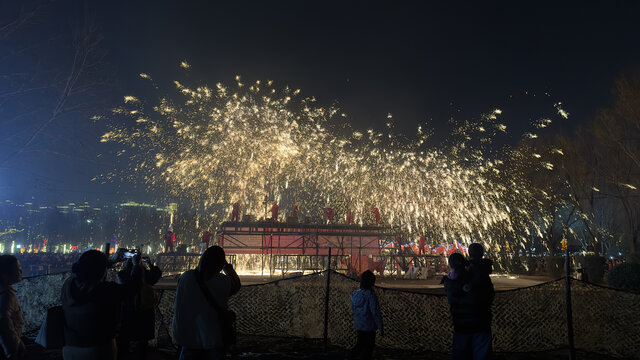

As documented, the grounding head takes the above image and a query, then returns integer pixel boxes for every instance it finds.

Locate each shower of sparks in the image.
[101,67,560,251]
[554,102,569,119]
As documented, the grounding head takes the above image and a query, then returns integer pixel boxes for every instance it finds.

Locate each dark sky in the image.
[2,0,640,204]
[102,0,640,128]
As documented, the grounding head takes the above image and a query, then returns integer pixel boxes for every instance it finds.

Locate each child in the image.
[349,270,383,360]
[0,255,24,360]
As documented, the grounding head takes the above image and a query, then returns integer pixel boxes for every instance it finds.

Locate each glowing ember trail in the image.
[100,65,564,252]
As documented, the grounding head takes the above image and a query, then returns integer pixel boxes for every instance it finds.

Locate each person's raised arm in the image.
[222,263,241,296]
[115,256,143,299]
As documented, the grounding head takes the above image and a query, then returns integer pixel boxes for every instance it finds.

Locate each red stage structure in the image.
[216,221,389,275]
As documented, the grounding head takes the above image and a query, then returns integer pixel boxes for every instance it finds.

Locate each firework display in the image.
[101,65,566,253]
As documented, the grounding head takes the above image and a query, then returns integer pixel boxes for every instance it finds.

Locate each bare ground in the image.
[25,334,630,360]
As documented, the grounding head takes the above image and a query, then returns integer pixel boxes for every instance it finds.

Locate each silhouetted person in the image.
[0,255,24,360]
[463,243,493,294]
[61,250,141,360]
[173,246,241,360]
[117,258,163,360]
[349,270,383,360]
[443,251,494,360]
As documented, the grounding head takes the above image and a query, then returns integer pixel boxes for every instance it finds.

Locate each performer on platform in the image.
[231,202,241,222]
[347,208,355,225]
[164,228,176,253]
[325,207,335,224]
[370,206,381,225]
[269,203,279,222]
[419,236,426,255]
[201,230,213,253]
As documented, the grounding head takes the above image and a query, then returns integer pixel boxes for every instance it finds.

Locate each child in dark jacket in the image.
[349,270,383,360]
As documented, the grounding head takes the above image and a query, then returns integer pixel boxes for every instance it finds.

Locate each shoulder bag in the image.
[194,270,237,350]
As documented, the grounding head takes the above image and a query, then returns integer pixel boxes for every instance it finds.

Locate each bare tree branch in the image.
[0,1,51,39]
[1,14,101,166]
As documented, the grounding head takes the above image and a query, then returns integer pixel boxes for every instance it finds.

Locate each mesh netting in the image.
[570,279,640,358]
[15,270,640,358]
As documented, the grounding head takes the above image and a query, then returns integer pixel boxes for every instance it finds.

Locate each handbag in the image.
[194,270,237,349]
[35,306,65,349]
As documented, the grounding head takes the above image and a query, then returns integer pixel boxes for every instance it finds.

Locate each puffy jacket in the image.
[443,270,494,333]
[351,289,383,333]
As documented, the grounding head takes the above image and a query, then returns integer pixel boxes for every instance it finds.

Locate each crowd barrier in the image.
[15,270,640,359]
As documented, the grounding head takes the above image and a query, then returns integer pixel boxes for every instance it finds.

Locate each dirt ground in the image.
[155,274,554,293]
[24,334,627,360]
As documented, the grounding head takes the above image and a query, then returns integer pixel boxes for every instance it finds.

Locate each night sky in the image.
[2,0,640,204]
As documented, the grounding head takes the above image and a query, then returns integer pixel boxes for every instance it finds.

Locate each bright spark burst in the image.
[102,69,555,250]
[554,102,569,119]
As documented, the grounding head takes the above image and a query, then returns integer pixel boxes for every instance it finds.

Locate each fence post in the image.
[323,247,332,352]
[565,246,576,360]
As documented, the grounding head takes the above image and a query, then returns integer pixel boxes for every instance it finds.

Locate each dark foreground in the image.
[25,335,627,360]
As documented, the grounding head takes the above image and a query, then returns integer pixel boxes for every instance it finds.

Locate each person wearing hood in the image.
[349,270,383,360]
[60,250,141,360]
[0,255,24,360]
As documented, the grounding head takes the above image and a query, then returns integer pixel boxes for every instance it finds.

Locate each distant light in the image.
[16,245,21,248]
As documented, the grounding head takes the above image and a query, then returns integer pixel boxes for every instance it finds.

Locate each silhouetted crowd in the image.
[0,243,494,360]
[14,253,81,277]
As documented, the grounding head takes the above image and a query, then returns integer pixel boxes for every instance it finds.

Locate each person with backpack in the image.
[172,246,241,360]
